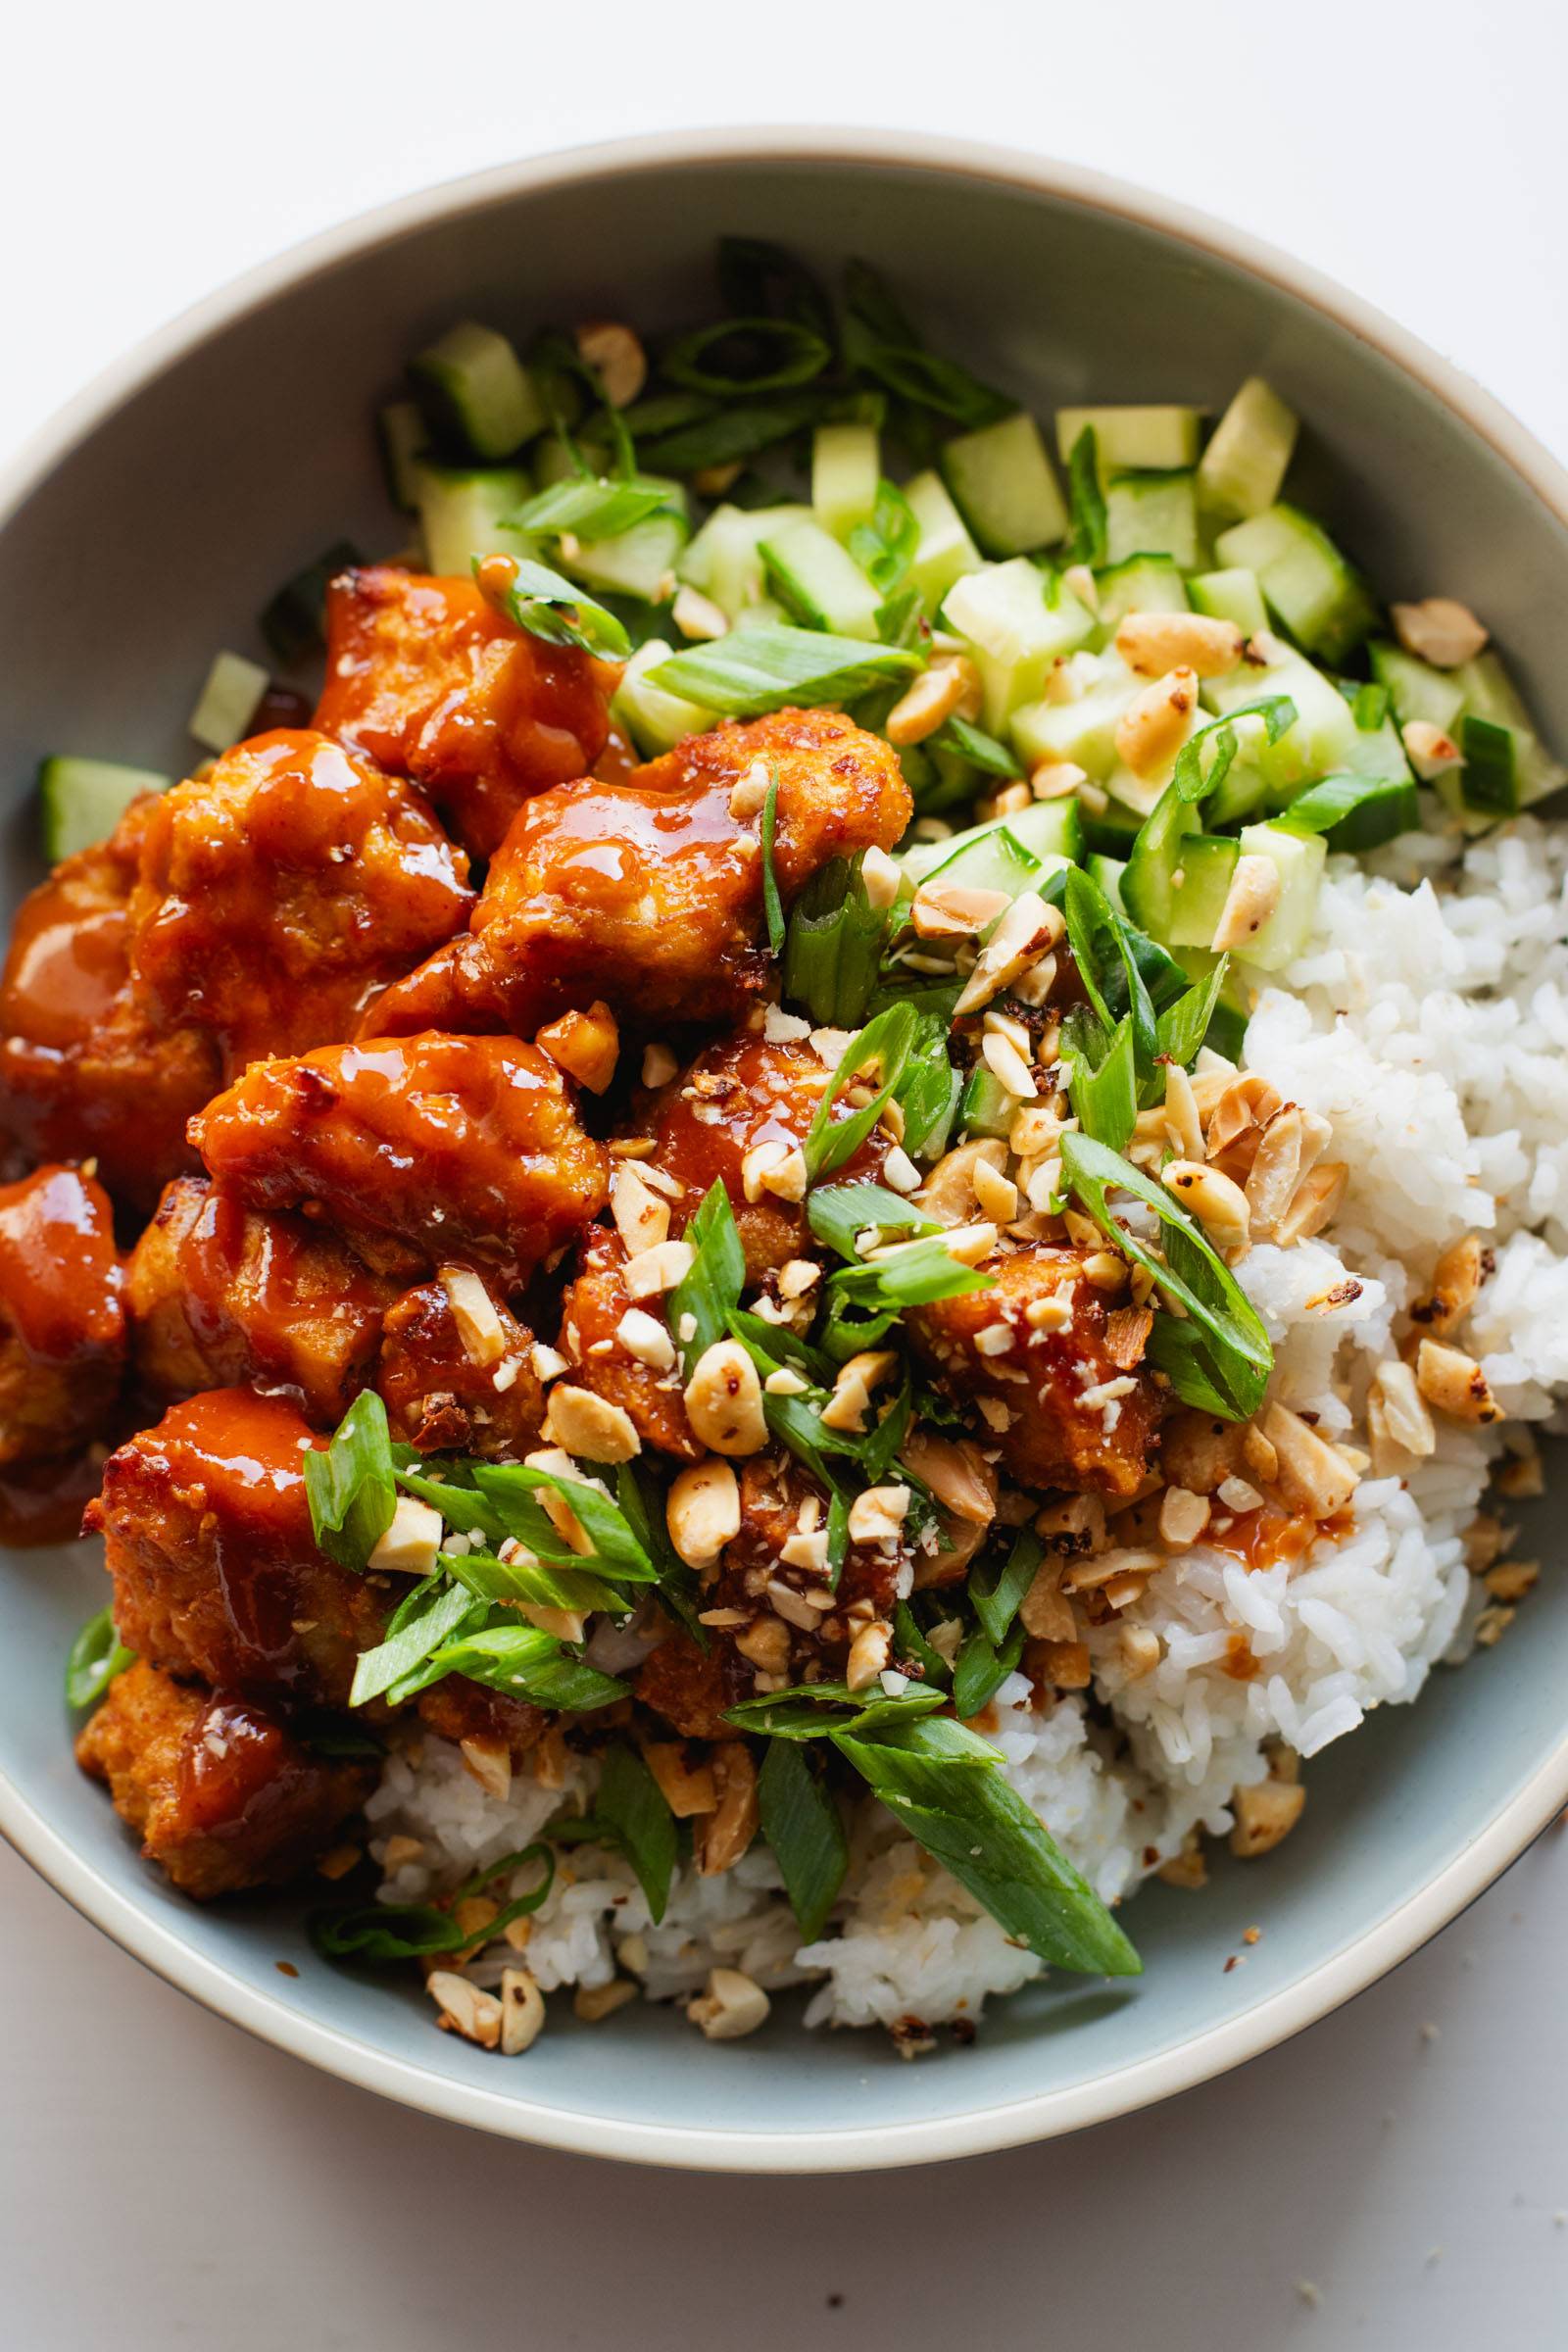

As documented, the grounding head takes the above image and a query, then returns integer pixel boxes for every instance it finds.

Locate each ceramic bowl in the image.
[2,129,1566,2172]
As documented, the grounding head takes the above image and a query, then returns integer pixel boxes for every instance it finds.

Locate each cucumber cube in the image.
[1214,503,1377,665]
[678,503,810,619]
[812,423,879,541]
[1055,405,1201,474]
[188,650,270,753]
[612,639,717,756]
[1189,567,1269,637]
[1103,469,1203,570]
[760,517,881,641]
[1197,378,1298,523]
[416,463,534,577]
[410,321,548,462]
[944,561,1096,730]
[1010,660,1140,781]
[941,414,1068,558]
[1368,640,1466,735]
[567,507,688,604]
[1235,820,1327,971]
[905,470,983,610]
[1166,833,1241,950]
[1094,555,1190,634]
[39,756,171,863]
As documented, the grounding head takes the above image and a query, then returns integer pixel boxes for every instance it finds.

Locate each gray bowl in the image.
[2,130,1565,2172]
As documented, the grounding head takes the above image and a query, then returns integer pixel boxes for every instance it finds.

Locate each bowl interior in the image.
[3,141,1566,2165]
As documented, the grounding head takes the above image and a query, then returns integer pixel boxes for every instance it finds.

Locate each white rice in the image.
[367,809,1568,2037]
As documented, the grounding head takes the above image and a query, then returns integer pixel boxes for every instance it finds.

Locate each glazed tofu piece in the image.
[191,1033,609,1285]
[908,1243,1161,1498]
[87,1388,545,1761]
[376,1270,544,1455]
[363,707,911,1039]
[315,565,616,859]
[637,1030,894,1278]
[127,1177,400,1426]
[125,728,473,1073]
[0,1163,125,1464]
[558,1224,701,1461]
[0,809,220,1209]
[88,1389,385,1706]
[75,1658,372,1899]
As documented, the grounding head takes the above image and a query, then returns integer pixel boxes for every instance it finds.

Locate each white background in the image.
[4,3,1567,2342]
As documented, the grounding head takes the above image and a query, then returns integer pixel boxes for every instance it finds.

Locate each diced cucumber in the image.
[941,414,1068,558]
[1093,555,1189,634]
[1086,853,1128,909]
[260,540,360,666]
[911,822,1042,901]
[566,499,688,604]
[612,639,718,756]
[1166,833,1241,950]
[415,463,534,577]
[760,516,881,641]
[1367,639,1466,735]
[1006,799,1085,866]
[957,1064,1015,1141]
[410,321,548,462]
[944,562,1096,731]
[902,801,1082,887]
[1081,794,1145,858]
[678,502,811,620]
[1055,406,1202,474]
[1121,797,1198,940]
[188,650,269,753]
[379,401,428,513]
[1235,821,1327,971]
[1197,378,1298,523]
[905,470,983,610]
[1340,709,1411,785]
[1213,503,1378,665]
[1010,658,1140,781]
[1104,469,1203,569]
[1205,640,1360,800]
[812,423,879,541]
[38,756,172,863]
[1203,745,1271,826]
[1189,567,1269,637]
[1450,653,1565,808]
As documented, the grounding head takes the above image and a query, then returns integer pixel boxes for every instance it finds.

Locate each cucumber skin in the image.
[39,757,171,864]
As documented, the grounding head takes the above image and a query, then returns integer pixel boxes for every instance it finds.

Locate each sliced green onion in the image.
[1280,768,1420,850]
[969,1528,1043,1648]
[1058,1130,1272,1419]
[781,854,887,1028]
[65,1607,134,1711]
[478,553,630,661]
[715,238,836,341]
[1066,427,1107,567]
[759,1739,848,1941]
[667,1180,747,1377]
[349,1575,482,1708]
[312,1841,555,1965]
[425,1618,627,1711]
[951,1619,1026,1720]
[512,476,678,541]
[1153,958,1232,1071]
[847,478,919,596]
[648,626,920,719]
[828,1711,1141,1975]
[597,1742,679,1924]
[760,765,785,955]
[661,317,834,396]
[840,261,1010,428]
[305,1391,397,1572]
[637,394,828,477]
[807,1182,940,1261]
[801,1003,918,1182]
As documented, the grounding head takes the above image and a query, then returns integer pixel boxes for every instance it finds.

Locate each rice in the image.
[366,809,1568,2039]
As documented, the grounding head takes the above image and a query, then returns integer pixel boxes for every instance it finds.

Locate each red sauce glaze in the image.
[126,729,473,1075]
[315,566,616,860]
[0,1163,122,1363]
[1207,1504,1354,1573]
[192,1031,610,1283]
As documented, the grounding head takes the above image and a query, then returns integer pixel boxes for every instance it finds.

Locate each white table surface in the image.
[4,4,1567,2342]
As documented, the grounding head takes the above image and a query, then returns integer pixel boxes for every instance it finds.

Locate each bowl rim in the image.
[3,124,1567,2175]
